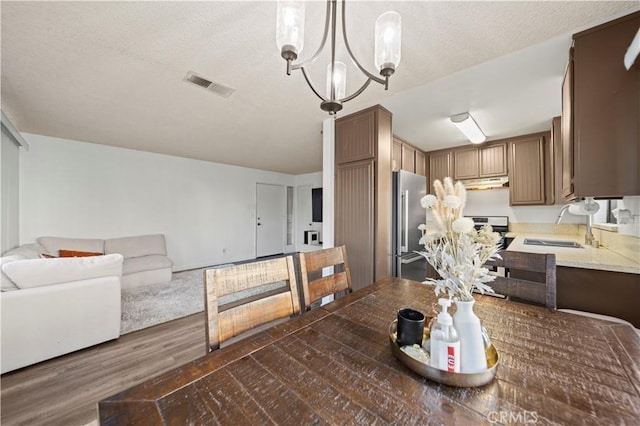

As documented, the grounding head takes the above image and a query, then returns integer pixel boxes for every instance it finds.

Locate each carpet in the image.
[121,267,224,335]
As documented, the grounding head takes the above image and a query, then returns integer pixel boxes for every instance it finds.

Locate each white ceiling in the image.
[2,1,638,174]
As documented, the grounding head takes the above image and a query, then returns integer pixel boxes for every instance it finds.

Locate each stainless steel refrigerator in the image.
[392,170,428,282]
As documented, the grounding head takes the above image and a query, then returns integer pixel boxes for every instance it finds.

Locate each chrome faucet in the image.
[556,204,571,225]
[556,198,599,247]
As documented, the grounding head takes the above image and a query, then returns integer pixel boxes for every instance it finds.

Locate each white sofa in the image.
[37,234,173,289]
[1,252,124,374]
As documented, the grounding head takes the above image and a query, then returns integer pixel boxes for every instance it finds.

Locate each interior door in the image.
[256,183,286,258]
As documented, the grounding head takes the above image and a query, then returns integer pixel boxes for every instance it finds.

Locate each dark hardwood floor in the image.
[0,313,207,426]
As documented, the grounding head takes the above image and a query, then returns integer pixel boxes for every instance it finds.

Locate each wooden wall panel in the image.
[374,109,392,282]
[335,160,374,290]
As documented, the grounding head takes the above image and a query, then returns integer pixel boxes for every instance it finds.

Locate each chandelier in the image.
[276,0,401,114]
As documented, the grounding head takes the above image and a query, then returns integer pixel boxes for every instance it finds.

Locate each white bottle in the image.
[429,298,460,373]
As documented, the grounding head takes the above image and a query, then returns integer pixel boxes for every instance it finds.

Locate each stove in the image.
[466,216,509,249]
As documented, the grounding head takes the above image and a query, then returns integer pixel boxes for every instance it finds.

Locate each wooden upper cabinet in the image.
[568,11,640,198]
[415,150,426,177]
[561,50,576,201]
[551,116,562,204]
[453,143,507,180]
[392,139,402,172]
[479,143,508,177]
[453,148,479,180]
[429,150,453,185]
[509,137,545,205]
[335,109,375,165]
[401,144,416,173]
[392,136,426,176]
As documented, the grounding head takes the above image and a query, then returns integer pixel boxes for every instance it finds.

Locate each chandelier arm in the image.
[291,0,333,71]
[300,67,328,102]
[339,78,373,103]
[340,0,386,86]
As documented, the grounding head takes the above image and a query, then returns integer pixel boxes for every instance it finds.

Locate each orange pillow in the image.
[58,250,103,258]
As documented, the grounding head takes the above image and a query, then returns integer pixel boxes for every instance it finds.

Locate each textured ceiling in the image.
[2,1,638,174]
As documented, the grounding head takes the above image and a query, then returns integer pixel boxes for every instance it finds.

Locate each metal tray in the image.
[389,320,499,387]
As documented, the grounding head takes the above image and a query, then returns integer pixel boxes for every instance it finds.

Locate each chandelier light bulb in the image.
[375,11,401,76]
[326,62,347,100]
[276,1,305,58]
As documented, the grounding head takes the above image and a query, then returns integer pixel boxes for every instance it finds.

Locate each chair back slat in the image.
[307,273,349,305]
[486,250,556,310]
[488,251,549,273]
[205,256,300,351]
[299,246,353,310]
[209,259,294,297]
[218,292,298,343]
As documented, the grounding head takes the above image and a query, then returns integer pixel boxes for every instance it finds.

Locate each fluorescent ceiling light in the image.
[450,112,486,144]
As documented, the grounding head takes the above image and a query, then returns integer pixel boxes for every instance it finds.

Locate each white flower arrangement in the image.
[418,177,502,301]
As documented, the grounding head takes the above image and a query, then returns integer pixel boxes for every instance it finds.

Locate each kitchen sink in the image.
[523,238,583,248]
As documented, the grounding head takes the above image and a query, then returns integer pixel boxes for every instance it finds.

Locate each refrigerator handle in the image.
[402,189,409,252]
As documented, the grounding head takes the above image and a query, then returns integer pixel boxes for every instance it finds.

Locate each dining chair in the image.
[298,245,353,310]
[204,255,301,351]
[486,250,556,310]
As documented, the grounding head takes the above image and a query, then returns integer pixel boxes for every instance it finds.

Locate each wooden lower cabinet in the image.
[556,266,639,328]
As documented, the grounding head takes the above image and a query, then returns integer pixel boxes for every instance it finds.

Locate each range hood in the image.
[461,176,509,190]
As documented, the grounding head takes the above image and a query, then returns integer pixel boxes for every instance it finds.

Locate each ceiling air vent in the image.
[183,71,235,98]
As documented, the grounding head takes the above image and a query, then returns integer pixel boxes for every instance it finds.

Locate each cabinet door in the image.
[454,148,479,180]
[561,51,576,201]
[392,139,402,172]
[479,143,507,177]
[415,150,426,176]
[335,110,375,165]
[509,137,545,205]
[335,160,375,290]
[429,151,452,185]
[572,12,640,197]
[401,144,416,173]
[551,117,563,204]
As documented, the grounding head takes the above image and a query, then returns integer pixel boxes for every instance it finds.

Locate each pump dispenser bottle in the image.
[429,298,460,372]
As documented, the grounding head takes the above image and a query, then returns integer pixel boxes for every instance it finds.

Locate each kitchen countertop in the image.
[506,232,640,274]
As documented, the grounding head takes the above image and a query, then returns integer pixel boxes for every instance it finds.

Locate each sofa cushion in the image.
[123,254,173,275]
[37,237,104,257]
[1,253,123,289]
[2,243,46,260]
[1,255,25,291]
[59,250,104,258]
[105,234,167,259]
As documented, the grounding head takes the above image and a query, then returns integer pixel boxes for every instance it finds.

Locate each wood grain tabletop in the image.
[98,277,640,425]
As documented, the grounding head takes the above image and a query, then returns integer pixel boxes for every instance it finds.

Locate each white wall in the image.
[464,188,584,224]
[19,133,297,271]
[1,127,21,252]
[617,196,640,238]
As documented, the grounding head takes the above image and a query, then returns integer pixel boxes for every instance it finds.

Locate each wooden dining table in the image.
[98,277,640,425]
